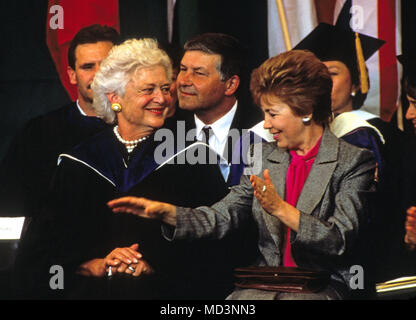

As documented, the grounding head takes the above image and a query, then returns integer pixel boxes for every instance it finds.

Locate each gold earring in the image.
[111,103,122,112]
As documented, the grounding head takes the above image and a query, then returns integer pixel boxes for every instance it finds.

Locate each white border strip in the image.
[58,154,116,187]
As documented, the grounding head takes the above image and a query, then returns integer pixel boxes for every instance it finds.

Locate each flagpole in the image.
[275,0,292,50]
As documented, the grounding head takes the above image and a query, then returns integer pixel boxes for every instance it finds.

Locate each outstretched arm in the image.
[107,173,255,241]
[107,197,178,226]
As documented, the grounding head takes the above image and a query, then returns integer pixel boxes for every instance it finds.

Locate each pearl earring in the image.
[351,91,356,97]
[302,116,311,124]
[111,103,122,112]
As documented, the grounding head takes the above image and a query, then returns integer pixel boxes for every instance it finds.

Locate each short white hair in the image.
[91,38,172,124]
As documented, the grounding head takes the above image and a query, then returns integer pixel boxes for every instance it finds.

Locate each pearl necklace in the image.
[113,126,148,153]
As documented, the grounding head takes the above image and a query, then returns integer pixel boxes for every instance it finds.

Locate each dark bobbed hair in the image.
[250,50,333,126]
[404,74,416,100]
[324,58,368,110]
[159,42,183,71]
[348,63,369,110]
[183,32,246,82]
[68,24,121,70]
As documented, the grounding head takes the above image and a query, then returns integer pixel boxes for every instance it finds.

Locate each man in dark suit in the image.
[167,32,262,186]
[0,24,119,299]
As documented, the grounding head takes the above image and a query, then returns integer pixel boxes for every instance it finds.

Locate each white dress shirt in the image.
[194,101,238,181]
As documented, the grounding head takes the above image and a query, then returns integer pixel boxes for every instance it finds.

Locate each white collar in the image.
[194,101,238,143]
[350,109,378,121]
[76,99,88,116]
[330,111,385,144]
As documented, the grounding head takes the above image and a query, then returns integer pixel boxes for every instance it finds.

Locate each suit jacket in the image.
[167,127,376,299]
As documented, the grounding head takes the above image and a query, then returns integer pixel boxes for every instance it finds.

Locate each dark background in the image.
[397,0,416,135]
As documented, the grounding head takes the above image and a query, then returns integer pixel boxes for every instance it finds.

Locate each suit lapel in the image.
[296,128,339,214]
[261,145,290,248]
[265,147,289,198]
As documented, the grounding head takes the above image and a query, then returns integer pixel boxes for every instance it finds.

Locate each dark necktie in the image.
[201,126,220,166]
[201,126,213,146]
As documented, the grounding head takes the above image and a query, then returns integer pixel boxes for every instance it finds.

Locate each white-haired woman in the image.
[15,38,229,299]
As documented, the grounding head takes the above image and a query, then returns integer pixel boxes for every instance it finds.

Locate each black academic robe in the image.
[373,136,416,284]
[13,127,249,300]
[366,117,405,185]
[0,102,108,219]
[0,102,107,299]
[362,118,411,283]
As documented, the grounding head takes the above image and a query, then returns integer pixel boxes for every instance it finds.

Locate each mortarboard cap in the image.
[398,54,416,91]
[397,54,405,65]
[294,23,385,94]
[397,54,416,77]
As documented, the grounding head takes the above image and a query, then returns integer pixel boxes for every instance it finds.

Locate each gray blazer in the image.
[168,127,376,299]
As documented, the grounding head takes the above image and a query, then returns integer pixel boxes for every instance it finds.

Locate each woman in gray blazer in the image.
[107,50,377,300]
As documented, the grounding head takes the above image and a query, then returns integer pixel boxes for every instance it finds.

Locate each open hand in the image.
[250,169,300,232]
[107,196,177,226]
[250,169,283,216]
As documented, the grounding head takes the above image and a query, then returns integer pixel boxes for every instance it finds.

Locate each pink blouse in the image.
[283,136,322,267]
